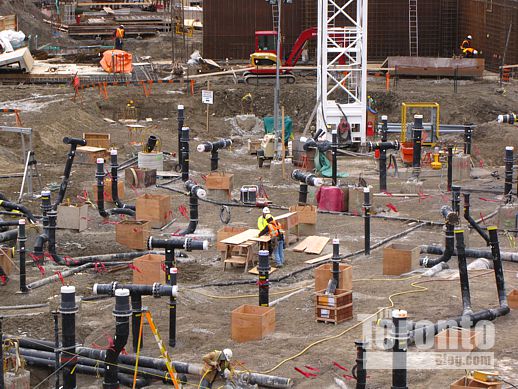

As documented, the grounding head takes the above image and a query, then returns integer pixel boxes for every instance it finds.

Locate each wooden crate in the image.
[450,377,502,389]
[0,15,17,31]
[508,289,518,309]
[231,304,275,342]
[0,246,14,276]
[383,243,420,275]
[83,132,111,149]
[5,369,31,389]
[136,194,172,228]
[92,179,125,203]
[57,204,88,232]
[314,264,352,292]
[205,172,234,191]
[75,146,108,164]
[316,289,352,308]
[216,225,248,251]
[132,254,165,284]
[289,205,317,225]
[116,220,150,250]
[316,304,353,324]
[125,167,157,188]
[435,327,482,352]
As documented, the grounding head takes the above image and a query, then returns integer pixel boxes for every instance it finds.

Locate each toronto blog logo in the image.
[357,311,495,370]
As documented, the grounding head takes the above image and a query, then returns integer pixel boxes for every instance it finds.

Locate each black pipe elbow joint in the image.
[367,140,400,152]
[197,139,232,153]
[291,170,324,187]
[185,180,207,199]
[63,137,87,147]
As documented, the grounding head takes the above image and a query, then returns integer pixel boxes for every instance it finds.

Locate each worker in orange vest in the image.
[114,25,125,50]
[460,35,478,58]
[259,215,285,267]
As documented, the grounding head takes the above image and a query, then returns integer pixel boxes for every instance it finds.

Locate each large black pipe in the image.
[145,135,158,153]
[180,126,190,182]
[292,170,324,187]
[464,125,473,155]
[52,137,87,210]
[93,282,177,352]
[447,146,453,192]
[463,193,489,244]
[96,158,135,217]
[0,200,35,223]
[451,185,461,215]
[110,150,135,211]
[18,219,27,293]
[179,180,206,236]
[353,340,368,389]
[147,236,208,347]
[331,129,338,186]
[363,187,371,255]
[488,227,509,309]
[104,288,131,389]
[197,138,232,172]
[455,229,473,316]
[412,115,423,178]
[0,229,17,243]
[391,310,408,389]
[258,250,270,307]
[177,105,185,169]
[421,245,518,263]
[53,311,60,389]
[60,285,78,389]
[10,338,292,388]
[504,146,514,202]
[420,205,456,268]
[0,318,3,389]
[367,140,400,192]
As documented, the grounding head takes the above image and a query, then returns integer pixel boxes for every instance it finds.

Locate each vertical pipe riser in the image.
[504,146,514,201]
[354,340,368,389]
[169,267,177,348]
[447,147,453,192]
[363,188,371,255]
[455,230,472,315]
[391,310,408,389]
[18,220,27,293]
[258,250,270,307]
[60,286,78,389]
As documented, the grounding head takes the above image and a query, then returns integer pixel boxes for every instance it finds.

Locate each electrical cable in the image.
[503,380,518,389]
[259,275,427,374]
[190,285,311,300]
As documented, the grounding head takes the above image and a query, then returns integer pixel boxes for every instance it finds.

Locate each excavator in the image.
[243,27,317,84]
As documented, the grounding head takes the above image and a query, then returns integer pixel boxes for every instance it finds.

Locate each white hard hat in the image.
[222,348,233,361]
[467,35,472,40]
[473,50,478,55]
[262,207,270,214]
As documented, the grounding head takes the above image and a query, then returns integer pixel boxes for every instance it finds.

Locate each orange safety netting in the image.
[100,50,133,74]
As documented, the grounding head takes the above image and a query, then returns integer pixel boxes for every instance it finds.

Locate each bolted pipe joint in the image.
[147,236,209,252]
[196,139,232,153]
[440,205,459,225]
[497,112,517,124]
[367,140,400,152]
[291,169,324,187]
[185,180,206,199]
[96,158,106,180]
[380,115,389,142]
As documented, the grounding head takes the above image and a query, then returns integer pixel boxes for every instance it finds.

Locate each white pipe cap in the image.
[110,149,118,155]
[363,187,370,193]
[115,288,130,297]
[202,240,209,250]
[196,144,206,152]
[97,158,104,164]
[506,146,514,151]
[197,189,207,199]
[497,115,504,123]
[178,104,184,110]
[381,115,388,120]
[61,285,75,294]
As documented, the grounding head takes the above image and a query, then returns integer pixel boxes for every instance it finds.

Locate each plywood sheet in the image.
[305,236,330,255]
[248,266,278,275]
[220,229,260,245]
[292,237,311,252]
[304,253,332,264]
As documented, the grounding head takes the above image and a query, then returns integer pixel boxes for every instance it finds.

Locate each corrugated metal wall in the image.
[459,0,517,71]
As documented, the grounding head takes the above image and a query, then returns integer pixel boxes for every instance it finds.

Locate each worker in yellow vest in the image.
[114,25,125,50]
[259,215,285,267]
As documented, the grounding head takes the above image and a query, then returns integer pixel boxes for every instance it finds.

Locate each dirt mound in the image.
[473,122,518,165]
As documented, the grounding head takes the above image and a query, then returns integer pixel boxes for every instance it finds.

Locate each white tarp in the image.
[0,30,26,53]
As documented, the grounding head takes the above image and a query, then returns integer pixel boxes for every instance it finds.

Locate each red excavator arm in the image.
[284,27,317,67]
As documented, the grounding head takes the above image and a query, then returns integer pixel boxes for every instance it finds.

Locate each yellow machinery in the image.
[401,102,440,146]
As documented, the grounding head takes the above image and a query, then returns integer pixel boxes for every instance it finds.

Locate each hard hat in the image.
[262,207,270,214]
[221,349,233,361]
[120,24,125,28]
[467,35,472,40]
[473,50,478,55]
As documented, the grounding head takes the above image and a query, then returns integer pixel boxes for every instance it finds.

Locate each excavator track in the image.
[243,72,296,84]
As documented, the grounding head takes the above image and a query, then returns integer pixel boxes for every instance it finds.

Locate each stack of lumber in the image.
[292,236,330,255]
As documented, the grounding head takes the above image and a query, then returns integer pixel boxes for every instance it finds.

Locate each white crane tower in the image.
[316,0,368,144]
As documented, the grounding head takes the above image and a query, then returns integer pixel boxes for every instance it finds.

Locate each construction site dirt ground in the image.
[0,75,518,388]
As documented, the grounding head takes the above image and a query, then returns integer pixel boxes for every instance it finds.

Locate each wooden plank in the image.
[305,236,330,255]
[292,236,311,252]
[248,266,278,275]
[304,253,332,264]
[220,229,260,245]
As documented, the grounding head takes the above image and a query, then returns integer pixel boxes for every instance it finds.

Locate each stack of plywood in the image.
[292,236,329,255]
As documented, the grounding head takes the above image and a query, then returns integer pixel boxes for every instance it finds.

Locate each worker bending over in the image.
[460,35,478,58]
[114,25,125,50]
[200,348,234,388]
[259,215,285,267]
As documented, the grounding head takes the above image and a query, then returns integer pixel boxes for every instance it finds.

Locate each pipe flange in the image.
[111,281,119,296]
[152,282,161,298]
[184,238,192,251]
